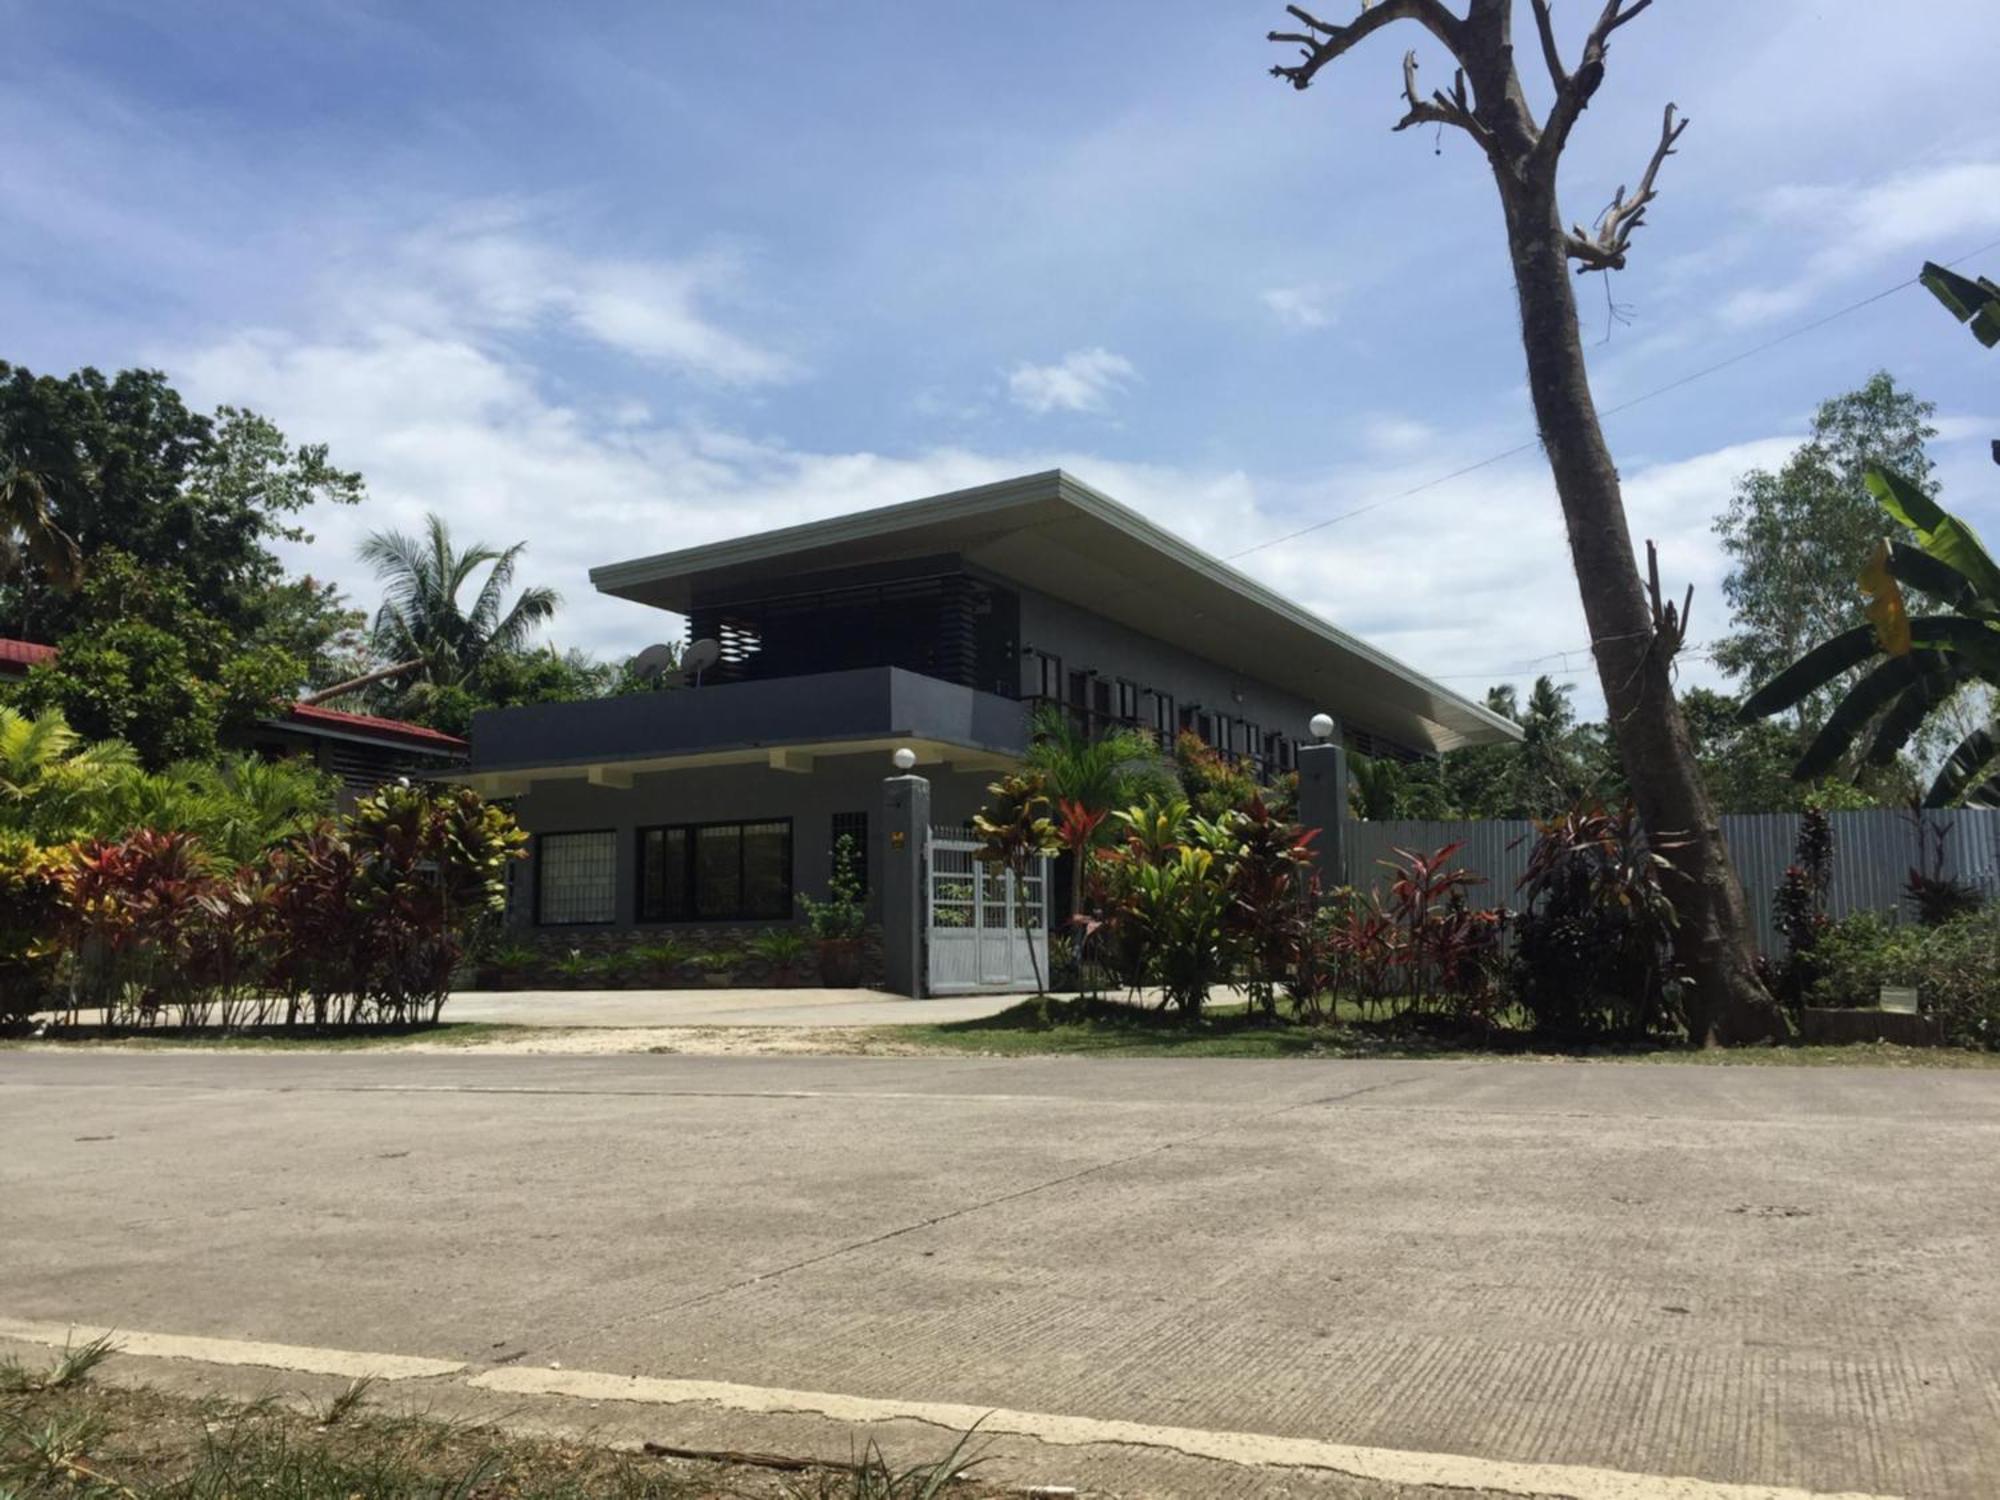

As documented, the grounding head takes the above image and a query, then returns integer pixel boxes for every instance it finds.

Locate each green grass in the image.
[0,1357,996,1500]
[0,1022,526,1052]
[884,996,2000,1067]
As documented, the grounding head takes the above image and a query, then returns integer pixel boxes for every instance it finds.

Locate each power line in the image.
[1220,234,2000,568]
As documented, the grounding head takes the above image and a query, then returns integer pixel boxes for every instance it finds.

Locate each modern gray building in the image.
[459,470,1518,933]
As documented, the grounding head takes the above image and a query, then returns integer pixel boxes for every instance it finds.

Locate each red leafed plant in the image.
[1225,793,1318,1019]
[58,830,211,1026]
[1382,842,1488,1014]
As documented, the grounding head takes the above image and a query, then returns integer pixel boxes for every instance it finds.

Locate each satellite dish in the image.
[628,643,680,682]
[682,637,722,686]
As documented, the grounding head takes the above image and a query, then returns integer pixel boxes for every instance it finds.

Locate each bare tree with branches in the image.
[1268,0,1785,1044]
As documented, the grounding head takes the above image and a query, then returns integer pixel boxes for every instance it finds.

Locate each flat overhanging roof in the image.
[591,469,1521,753]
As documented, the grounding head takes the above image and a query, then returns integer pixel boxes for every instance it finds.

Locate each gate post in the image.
[1297,739,1349,893]
[881,769,931,998]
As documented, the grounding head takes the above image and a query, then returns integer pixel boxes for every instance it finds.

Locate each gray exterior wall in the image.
[509,751,998,931]
[1014,583,1325,747]
[470,666,1026,774]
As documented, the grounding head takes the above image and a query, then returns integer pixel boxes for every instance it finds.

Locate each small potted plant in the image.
[480,942,540,991]
[798,834,868,986]
[748,927,813,986]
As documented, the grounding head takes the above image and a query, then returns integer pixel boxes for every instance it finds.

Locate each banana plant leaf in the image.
[1922,261,2000,349]
[1742,615,2000,721]
[1885,540,1984,613]
[1795,653,1944,780]
[1868,467,2000,602]
[1928,721,2000,808]
[1863,650,1963,766]
[1739,625,1880,720]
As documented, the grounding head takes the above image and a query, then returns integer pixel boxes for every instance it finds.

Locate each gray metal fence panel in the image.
[1341,808,2000,956]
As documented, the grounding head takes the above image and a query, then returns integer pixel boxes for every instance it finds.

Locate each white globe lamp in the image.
[892,747,918,771]
[1308,713,1336,743]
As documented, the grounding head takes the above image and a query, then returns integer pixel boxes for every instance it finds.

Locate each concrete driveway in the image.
[443,986,1029,1027]
[3,1051,1996,1498]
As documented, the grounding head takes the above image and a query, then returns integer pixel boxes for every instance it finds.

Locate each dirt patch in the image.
[403,1025,926,1057]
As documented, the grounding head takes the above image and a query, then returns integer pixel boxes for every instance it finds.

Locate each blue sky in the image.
[5,0,1999,718]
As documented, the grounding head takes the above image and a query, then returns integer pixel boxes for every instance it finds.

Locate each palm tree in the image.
[1026,705,1171,915]
[358,513,559,694]
[1347,754,1409,821]
[0,706,135,842]
[0,451,83,592]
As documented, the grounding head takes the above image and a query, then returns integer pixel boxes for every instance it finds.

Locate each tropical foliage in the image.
[1740,473,2000,803]
[1714,372,1940,725]
[24,783,524,1033]
[359,512,561,714]
[0,448,81,591]
[0,362,365,648]
[10,552,305,768]
[0,705,331,858]
[1741,262,2000,806]
[1510,804,1681,1039]
[1810,909,2000,1049]
[1769,805,1834,1007]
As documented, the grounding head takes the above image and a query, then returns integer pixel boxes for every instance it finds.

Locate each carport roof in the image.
[591,469,1520,753]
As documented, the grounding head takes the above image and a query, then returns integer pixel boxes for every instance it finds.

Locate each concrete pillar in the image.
[1296,741,1350,893]
[881,772,932,998]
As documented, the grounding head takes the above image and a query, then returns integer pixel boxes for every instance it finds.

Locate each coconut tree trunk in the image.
[1498,182,1784,1044]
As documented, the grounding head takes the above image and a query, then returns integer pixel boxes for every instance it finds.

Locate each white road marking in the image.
[0,1317,463,1381]
[0,1315,1900,1500]
[473,1366,1896,1500]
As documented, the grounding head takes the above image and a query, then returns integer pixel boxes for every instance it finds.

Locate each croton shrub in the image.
[12,783,525,1031]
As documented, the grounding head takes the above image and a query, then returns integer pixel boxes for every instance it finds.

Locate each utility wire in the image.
[1220,234,2000,568]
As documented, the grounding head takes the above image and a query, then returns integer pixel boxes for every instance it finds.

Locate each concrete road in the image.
[443,986,1027,1027]
[3,1051,1996,1498]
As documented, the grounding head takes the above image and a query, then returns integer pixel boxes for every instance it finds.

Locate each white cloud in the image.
[1006,347,1136,415]
[1261,284,1334,330]
[1719,160,2000,327]
[1359,415,1437,456]
[342,212,800,385]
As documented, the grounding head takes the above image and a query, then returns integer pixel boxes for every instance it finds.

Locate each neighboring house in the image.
[0,637,467,796]
[250,703,467,800]
[459,470,1519,934]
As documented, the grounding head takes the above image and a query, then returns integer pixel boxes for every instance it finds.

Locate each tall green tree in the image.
[1713,372,1937,726]
[11,553,302,769]
[359,514,559,718]
[0,363,364,643]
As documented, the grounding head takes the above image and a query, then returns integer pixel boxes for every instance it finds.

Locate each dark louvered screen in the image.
[687,571,1018,695]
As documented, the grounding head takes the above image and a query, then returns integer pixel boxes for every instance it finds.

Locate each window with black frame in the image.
[537,830,617,926]
[637,819,792,922]
[830,811,868,892]
[1115,678,1140,724]
[1024,649,1061,703]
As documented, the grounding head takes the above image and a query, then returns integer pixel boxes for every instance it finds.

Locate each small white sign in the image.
[1879,986,1920,1014]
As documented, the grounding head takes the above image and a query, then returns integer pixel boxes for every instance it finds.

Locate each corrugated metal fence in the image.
[1343,808,2000,956]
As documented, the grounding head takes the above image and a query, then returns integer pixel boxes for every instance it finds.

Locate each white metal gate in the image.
[926,829,1050,995]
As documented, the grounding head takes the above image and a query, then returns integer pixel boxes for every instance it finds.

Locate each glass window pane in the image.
[742,821,792,918]
[695,824,742,917]
[639,826,687,922]
[538,831,615,925]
